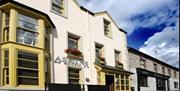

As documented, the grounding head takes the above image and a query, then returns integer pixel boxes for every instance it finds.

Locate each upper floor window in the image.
[52,0,64,15]
[16,14,38,46]
[140,58,146,69]
[2,13,10,42]
[68,34,79,49]
[168,69,171,76]
[115,50,120,62]
[103,19,111,37]
[95,43,105,65]
[153,63,157,72]
[162,67,165,74]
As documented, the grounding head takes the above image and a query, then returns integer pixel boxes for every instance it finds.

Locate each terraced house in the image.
[0,0,133,91]
[128,47,179,91]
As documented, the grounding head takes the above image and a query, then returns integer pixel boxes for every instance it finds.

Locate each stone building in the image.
[128,47,179,91]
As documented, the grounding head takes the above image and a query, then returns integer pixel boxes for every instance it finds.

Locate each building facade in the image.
[0,0,133,91]
[128,47,179,91]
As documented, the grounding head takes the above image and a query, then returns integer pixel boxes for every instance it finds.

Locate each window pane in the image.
[68,68,80,84]
[17,51,38,85]
[17,29,38,46]
[18,78,38,85]
[68,38,78,49]
[18,69,38,77]
[18,51,38,61]
[18,60,38,69]
[18,14,37,31]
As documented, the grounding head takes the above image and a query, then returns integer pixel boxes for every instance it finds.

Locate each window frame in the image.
[68,34,79,49]
[16,13,39,46]
[103,18,111,38]
[139,75,148,87]
[51,0,66,16]
[68,67,80,84]
[17,50,39,86]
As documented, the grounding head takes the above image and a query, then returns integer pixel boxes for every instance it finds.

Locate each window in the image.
[68,34,79,49]
[153,63,157,72]
[116,74,128,91]
[174,71,177,78]
[52,0,64,15]
[139,76,148,87]
[2,13,9,42]
[156,78,166,90]
[174,82,178,88]
[116,74,130,91]
[45,58,51,84]
[140,59,146,69]
[95,45,102,57]
[17,51,38,85]
[16,14,38,46]
[162,67,165,74]
[45,27,50,51]
[2,50,9,85]
[168,69,171,76]
[95,43,105,65]
[68,68,80,84]
[115,51,120,62]
[103,19,111,37]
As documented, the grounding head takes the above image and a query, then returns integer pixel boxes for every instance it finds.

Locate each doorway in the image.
[106,74,115,91]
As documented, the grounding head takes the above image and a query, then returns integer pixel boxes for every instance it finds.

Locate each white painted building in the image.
[0,0,132,91]
[128,47,179,91]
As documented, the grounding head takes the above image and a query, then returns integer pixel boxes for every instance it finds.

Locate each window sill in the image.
[50,10,67,19]
[104,34,112,39]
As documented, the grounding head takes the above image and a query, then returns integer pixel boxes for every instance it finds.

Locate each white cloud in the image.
[139,20,179,67]
[78,0,178,34]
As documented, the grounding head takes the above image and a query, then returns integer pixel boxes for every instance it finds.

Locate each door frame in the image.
[105,73,115,91]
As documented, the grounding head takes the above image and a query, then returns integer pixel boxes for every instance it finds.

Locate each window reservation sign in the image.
[53,56,89,69]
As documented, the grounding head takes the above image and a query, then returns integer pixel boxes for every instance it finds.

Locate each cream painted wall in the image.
[13,0,129,85]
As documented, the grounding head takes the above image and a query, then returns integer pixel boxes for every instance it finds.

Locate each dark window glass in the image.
[139,76,148,87]
[18,78,38,85]
[17,51,38,85]
[68,68,80,84]
[68,35,79,49]
[52,0,64,14]
[174,82,178,88]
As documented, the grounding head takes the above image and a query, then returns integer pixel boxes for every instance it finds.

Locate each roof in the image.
[0,0,56,28]
[128,47,179,71]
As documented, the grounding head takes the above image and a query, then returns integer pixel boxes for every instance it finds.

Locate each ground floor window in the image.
[17,51,38,85]
[174,81,178,88]
[68,68,80,84]
[156,78,166,90]
[116,74,130,91]
[139,76,148,87]
[2,50,9,85]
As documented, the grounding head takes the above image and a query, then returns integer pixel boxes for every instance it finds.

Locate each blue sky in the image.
[77,0,179,67]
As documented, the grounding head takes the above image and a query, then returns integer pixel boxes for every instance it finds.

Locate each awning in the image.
[95,63,134,75]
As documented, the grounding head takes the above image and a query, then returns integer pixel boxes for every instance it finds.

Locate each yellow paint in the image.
[9,9,17,42]
[1,13,5,42]
[0,4,49,88]
[9,44,16,86]
[100,72,105,85]
[38,19,45,48]
[38,51,45,88]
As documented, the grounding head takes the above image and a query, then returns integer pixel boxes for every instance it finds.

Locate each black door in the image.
[156,78,166,91]
[106,75,114,91]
